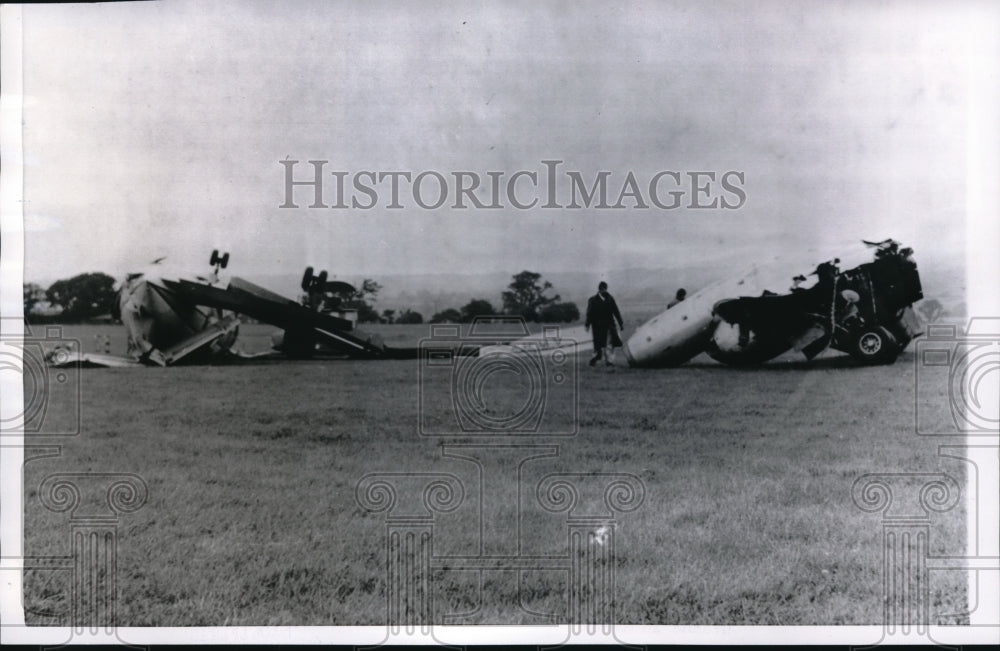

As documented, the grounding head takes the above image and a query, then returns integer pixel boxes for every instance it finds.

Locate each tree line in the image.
[426,270,579,324]
[350,270,580,324]
[23,269,581,325]
[24,272,117,322]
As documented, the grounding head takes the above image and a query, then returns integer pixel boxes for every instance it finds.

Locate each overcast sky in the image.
[17,0,990,283]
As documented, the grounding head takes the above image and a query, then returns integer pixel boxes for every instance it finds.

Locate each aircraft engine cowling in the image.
[704,319,793,366]
[119,279,158,359]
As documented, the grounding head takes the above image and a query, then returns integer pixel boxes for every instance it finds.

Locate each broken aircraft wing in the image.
[155,314,243,366]
[46,314,242,368]
[160,276,388,358]
[46,350,144,368]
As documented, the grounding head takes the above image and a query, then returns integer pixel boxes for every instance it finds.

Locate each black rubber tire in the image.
[850,326,900,365]
[210,249,220,266]
[301,266,314,291]
[317,270,328,286]
[219,252,230,269]
[885,309,918,352]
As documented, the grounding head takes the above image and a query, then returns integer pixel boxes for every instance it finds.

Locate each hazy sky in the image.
[17,0,988,283]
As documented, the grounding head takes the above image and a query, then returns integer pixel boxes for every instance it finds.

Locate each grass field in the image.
[20,323,968,626]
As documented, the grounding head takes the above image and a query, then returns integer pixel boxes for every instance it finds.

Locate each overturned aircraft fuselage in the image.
[116,273,240,366]
[623,240,924,367]
[621,267,768,367]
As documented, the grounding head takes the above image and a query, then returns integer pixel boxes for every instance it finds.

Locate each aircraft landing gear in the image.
[849,326,900,365]
[210,249,230,269]
[301,266,329,292]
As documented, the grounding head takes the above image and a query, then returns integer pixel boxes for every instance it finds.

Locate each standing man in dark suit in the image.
[585,281,625,367]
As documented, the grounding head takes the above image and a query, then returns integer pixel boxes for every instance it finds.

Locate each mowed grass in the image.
[21,324,967,626]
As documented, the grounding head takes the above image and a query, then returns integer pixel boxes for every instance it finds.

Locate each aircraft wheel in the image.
[301,266,314,291]
[885,320,911,351]
[850,326,899,365]
[210,249,220,266]
[219,252,230,269]
[317,270,328,287]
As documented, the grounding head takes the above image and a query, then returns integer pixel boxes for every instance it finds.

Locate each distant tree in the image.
[45,272,117,320]
[430,308,462,324]
[380,309,396,324]
[460,298,496,323]
[396,309,424,324]
[23,283,46,315]
[501,270,560,322]
[358,278,382,300]
[340,278,382,323]
[918,299,947,324]
[539,301,581,323]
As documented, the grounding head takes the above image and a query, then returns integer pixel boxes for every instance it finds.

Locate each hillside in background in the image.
[239,245,965,324]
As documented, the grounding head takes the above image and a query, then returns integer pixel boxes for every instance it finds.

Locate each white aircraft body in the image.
[622,267,763,367]
[476,240,924,368]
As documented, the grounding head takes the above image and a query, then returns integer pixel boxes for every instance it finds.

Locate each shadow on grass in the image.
[656,350,917,372]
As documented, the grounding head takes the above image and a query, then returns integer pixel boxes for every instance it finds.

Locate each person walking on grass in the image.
[585,281,625,367]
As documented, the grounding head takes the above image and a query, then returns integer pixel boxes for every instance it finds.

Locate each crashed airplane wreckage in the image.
[488,239,923,367]
[48,251,418,368]
[49,240,922,369]
[705,240,923,366]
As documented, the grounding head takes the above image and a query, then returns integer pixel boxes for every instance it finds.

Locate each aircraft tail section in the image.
[162,277,390,358]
